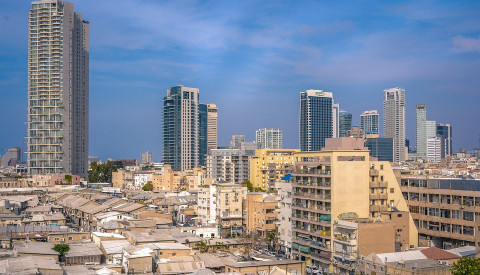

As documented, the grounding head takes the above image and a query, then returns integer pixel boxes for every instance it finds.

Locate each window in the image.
[390,188,394,193]
[68,237,73,240]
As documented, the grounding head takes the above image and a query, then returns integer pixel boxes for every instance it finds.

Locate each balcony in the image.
[333,234,357,246]
[369,205,389,212]
[369,170,379,176]
[369,181,388,188]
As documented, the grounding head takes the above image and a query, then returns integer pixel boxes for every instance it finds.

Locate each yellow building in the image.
[216,183,247,237]
[289,138,418,270]
[152,165,184,191]
[249,149,300,189]
[245,193,279,236]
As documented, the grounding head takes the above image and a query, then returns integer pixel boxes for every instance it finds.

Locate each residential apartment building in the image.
[27,0,89,177]
[427,136,443,163]
[384,88,406,162]
[216,183,247,237]
[300,90,335,151]
[198,183,247,236]
[360,110,379,135]
[163,85,199,171]
[275,181,293,258]
[151,165,184,191]
[245,193,279,236]
[112,169,134,189]
[401,177,480,249]
[206,148,251,183]
[256,128,283,149]
[332,212,410,274]
[249,149,300,189]
[290,139,417,270]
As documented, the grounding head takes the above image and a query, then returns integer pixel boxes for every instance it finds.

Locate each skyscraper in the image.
[437,123,452,158]
[141,151,152,164]
[163,85,199,171]
[256,128,283,149]
[360,110,379,135]
[27,0,89,177]
[332,103,340,138]
[206,104,218,151]
[383,88,405,162]
[300,90,334,151]
[199,103,218,166]
[416,104,436,159]
[416,104,427,158]
[230,135,245,149]
[339,111,352,137]
[1,148,21,170]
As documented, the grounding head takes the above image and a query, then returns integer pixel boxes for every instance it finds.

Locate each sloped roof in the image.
[14,241,59,255]
[420,247,461,260]
[64,242,103,257]
[0,256,62,274]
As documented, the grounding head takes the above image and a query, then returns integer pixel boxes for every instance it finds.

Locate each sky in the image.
[1,0,480,162]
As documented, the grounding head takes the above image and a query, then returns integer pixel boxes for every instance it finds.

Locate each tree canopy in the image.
[142,182,154,191]
[88,161,117,183]
[451,257,480,275]
[241,180,254,192]
[53,244,70,255]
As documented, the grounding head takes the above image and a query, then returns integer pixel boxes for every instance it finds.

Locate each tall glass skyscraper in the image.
[338,111,352,137]
[437,123,453,157]
[384,88,405,162]
[27,0,89,177]
[416,104,436,159]
[300,90,334,151]
[163,85,199,171]
[360,110,379,135]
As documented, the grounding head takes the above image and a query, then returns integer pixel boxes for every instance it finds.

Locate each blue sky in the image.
[1,0,480,161]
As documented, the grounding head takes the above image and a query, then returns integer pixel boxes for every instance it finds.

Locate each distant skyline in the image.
[1,0,479,161]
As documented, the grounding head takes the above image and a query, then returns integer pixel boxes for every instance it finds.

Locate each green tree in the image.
[64,174,72,184]
[241,180,254,192]
[142,182,154,191]
[88,161,117,183]
[254,187,266,192]
[451,257,480,275]
[53,244,70,255]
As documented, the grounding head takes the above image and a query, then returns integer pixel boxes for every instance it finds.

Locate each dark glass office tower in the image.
[300,90,334,151]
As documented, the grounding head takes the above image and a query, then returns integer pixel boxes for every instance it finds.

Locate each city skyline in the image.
[1,1,480,161]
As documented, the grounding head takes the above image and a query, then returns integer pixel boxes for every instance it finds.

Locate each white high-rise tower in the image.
[27,0,89,177]
[384,88,405,162]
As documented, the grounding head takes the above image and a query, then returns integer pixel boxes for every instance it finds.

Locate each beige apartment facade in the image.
[245,193,279,236]
[401,177,480,249]
[249,149,300,189]
[289,145,417,271]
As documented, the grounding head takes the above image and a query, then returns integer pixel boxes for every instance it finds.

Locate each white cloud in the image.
[453,35,480,53]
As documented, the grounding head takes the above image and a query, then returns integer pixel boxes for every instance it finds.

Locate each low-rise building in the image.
[245,193,279,236]
[64,242,103,266]
[14,241,59,260]
[224,259,305,275]
[48,232,91,245]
